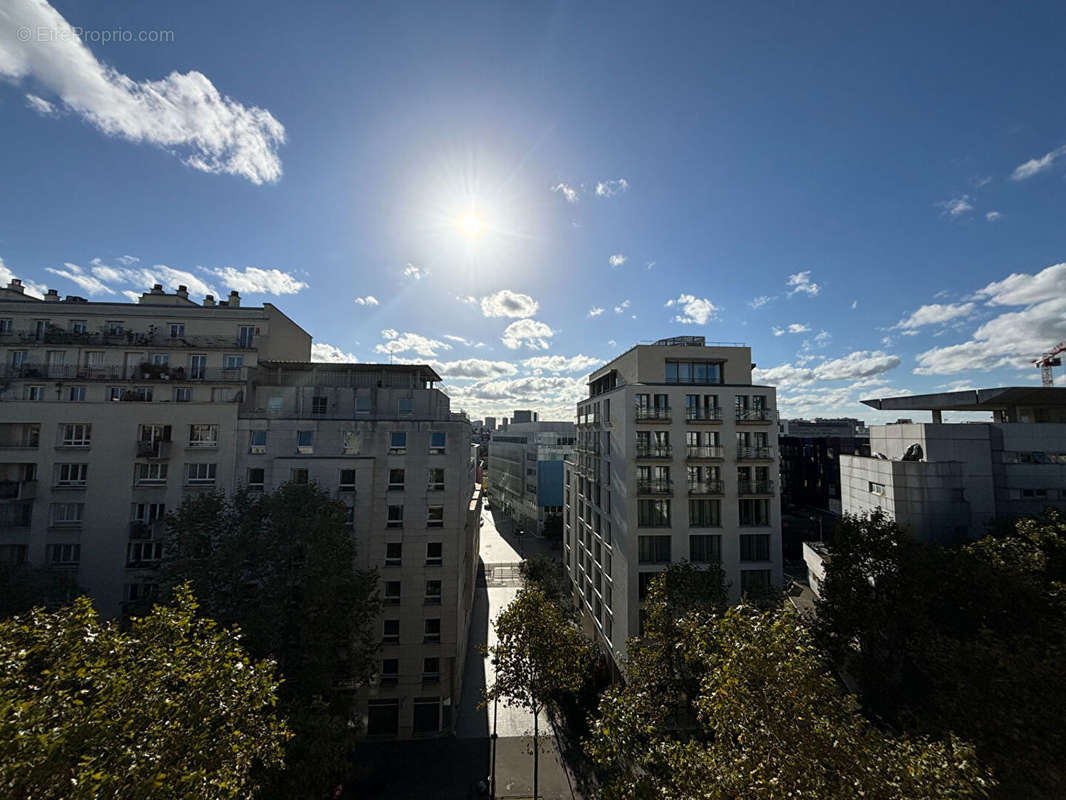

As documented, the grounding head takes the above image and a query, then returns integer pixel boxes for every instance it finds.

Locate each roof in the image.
[861,387,1066,412]
[257,360,442,382]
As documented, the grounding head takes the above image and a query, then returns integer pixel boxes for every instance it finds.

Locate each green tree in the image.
[0,585,289,799]
[519,554,573,617]
[488,586,593,799]
[159,482,381,797]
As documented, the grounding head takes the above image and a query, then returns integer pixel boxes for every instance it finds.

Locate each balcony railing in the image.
[738,480,775,495]
[636,479,673,495]
[8,328,256,350]
[0,480,36,501]
[635,445,672,459]
[735,408,774,423]
[686,407,722,422]
[635,406,671,421]
[136,440,172,459]
[688,480,724,495]
[737,446,774,460]
[686,445,724,459]
[577,442,602,455]
[0,364,247,383]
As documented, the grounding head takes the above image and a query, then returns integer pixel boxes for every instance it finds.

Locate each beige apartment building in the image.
[0,279,478,738]
[565,336,782,667]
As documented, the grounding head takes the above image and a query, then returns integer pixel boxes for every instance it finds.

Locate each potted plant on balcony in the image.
[139,361,167,380]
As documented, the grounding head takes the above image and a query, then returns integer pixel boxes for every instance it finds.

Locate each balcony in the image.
[636,479,673,496]
[635,445,672,459]
[737,446,774,460]
[686,407,722,423]
[578,413,601,427]
[577,442,602,456]
[688,480,724,495]
[128,520,164,539]
[686,445,724,460]
[136,440,172,459]
[738,480,775,495]
[0,480,36,501]
[735,408,774,423]
[0,364,247,383]
[635,406,671,422]
[11,327,257,350]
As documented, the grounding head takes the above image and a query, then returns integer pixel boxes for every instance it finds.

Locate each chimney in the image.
[6,279,24,294]
[228,290,241,308]
[44,288,60,302]
[203,294,215,307]
[175,285,189,300]
[151,283,165,295]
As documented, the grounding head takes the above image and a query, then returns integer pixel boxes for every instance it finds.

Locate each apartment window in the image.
[184,463,217,485]
[689,498,721,527]
[134,462,168,486]
[150,353,169,367]
[428,468,445,491]
[425,580,442,605]
[247,468,265,489]
[638,572,657,601]
[740,534,771,562]
[385,542,402,567]
[46,543,80,565]
[342,431,358,454]
[312,396,327,415]
[126,386,153,402]
[0,319,11,334]
[869,482,886,496]
[61,424,91,447]
[25,385,43,401]
[690,534,722,563]
[174,387,191,402]
[427,506,444,528]
[413,697,441,734]
[423,657,441,683]
[68,386,86,402]
[389,432,407,453]
[56,463,88,486]
[398,397,413,415]
[297,430,314,453]
[424,618,441,643]
[132,502,166,524]
[741,569,772,594]
[383,581,401,605]
[382,619,400,644]
[387,505,404,528]
[739,499,771,527]
[127,541,164,566]
[10,350,26,369]
[189,355,207,379]
[426,542,442,566]
[108,387,122,401]
[638,535,671,564]
[665,360,722,384]
[345,505,355,527]
[123,583,158,603]
[249,430,267,452]
[51,502,84,526]
[106,320,124,335]
[169,323,185,338]
[429,431,446,453]
[67,320,86,334]
[290,468,309,485]
[339,469,356,491]
[224,354,244,369]
[355,393,372,413]
[388,468,405,490]
[188,424,218,448]
[380,658,399,684]
[238,326,256,348]
[637,499,671,527]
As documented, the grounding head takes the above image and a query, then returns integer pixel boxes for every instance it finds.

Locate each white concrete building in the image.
[487,420,575,534]
[840,388,1066,542]
[564,336,782,666]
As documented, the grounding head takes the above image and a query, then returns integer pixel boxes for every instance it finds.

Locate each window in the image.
[638,535,671,563]
[290,468,309,485]
[127,541,164,566]
[424,618,441,643]
[169,323,185,338]
[184,463,217,485]
[0,319,10,334]
[638,572,657,601]
[412,697,440,734]
[151,353,169,367]
[134,462,168,485]
[238,326,256,348]
[342,431,358,454]
[297,430,314,453]
[46,543,80,565]
[427,506,444,528]
[61,424,91,447]
[249,430,267,452]
[312,396,327,415]
[125,386,153,402]
[51,502,84,526]
[383,619,400,644]
[388,468,405,490]
[665,360,722,384]
[68,386,86,401]
[385,542,402,567]
[10,350,26,369]
[355,393,372,413]
[689,499,721,527]
[188,424,218,448]
[56,463,88,486]
[106,320,124,335]
[174,387,191,402]
[380,658,399,684]
[869,482,886,496]
[690,534,722,563]
[389,432,407,453]
[428,468,445,491]
[741,569,772,594]
[132,502,166,523]
[425,580,442,604]
[739,499,770,526]
[426,542,442,566]
[398,397,413,415]
[224,354,244,369]
[387,505,404,528]
[384,581,401,605]
[339,469,356,491]
[189,355,207,379]
[423,657,440,683]
[247,468,265,489]
[123,583,158,603]
[429,431,446,453]
[25,385,43,401]
[740,534,771,561]
[69,320,87,334]
[637,499,670,527]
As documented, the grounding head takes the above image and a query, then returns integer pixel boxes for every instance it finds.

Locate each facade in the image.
[840,388,1066,542]
[487,421,575,533]
[511,409,538,424]
[0,281,479,738]
[564,336,782,667]
[778,417,867,438]
[483,416,497,432]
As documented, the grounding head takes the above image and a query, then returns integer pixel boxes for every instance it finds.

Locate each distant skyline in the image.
[2,0,1066,422]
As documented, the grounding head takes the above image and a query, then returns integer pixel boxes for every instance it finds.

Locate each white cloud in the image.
[894,302,975,330]
[24,93,56,115]
[403,263,426,280]
[88,262,216,298]
[813,330,832,347]
[456,294,477,305]
[595,178,629,197]
[121,290,141,302]
[1011,144,1066,180]
[985,211,1003,222]
[974,262,1066,306]
[752,363,815,388]
[354,295,379,306]
[44,262,115,295]
[1,0,285,184]
[0,256,46,298]
[607,339,617,348]
[380,329,399,340]
[938,195,974,217]
[788,323,810,334]
[786,271,820,296]
[204,266,307,295]
[645,261,656,270]
[608,253,626,268]
[551,183,578,203]
[587,307,605,318]
[813,350,901,381]
[374,331,451,358]
[851,300,858,310]
[428,358,516,379]
[614,299,630,314]
[500,319,554,350]
[666,293,716,325]
[480,289,538,318]
[522,354,601,373]
[772,327,785,337]
[749,295,775,309]
[311,343,358,363]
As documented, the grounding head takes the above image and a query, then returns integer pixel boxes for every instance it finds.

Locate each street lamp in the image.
[490,657,499,800]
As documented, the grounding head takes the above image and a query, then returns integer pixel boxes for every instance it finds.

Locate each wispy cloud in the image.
[24,94,56,116]
[354,295,379,306]
[1011,144,1066,181]
[403,263,426,280]
[985,211,1003,222]
[551,183,578,203]
[608,253,626,268]
[937,195,975,217]
[587,307,605,318]
[375,330,451,358]
[595,178,629,197]
[204,266,307,295]
[786,271,820,296]
[614,299,630,314]
[523,354,602,373]
[749,295,775,309]
[311,343,358,362]
[45,262,115,295]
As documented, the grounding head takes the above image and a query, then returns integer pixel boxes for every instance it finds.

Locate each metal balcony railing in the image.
[136,440,172,459]
[686,407,722,422]
[636,479,673,495]
[686,445,724,459]
[0,364,248,383]
[7,328,256,350]
[738,480,775,495]
[735,407,774,423]
[736,446,774,460]
[688,480,724,495]
[635,406,671,421]
[577,442,602,455]
[635,445,672,459]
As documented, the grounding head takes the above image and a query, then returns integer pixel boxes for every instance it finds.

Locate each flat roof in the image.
[258,361,442,382]
[861,387,1066,412]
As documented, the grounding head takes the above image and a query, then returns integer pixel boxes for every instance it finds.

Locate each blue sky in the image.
[2,0,1066,422]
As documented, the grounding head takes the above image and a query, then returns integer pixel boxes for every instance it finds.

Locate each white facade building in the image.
[487,420,575,533]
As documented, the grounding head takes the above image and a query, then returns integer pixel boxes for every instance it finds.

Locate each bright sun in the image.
[459,213,484,238]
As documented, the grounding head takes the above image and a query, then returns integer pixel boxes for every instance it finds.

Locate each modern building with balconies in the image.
[487,420,575,534]
[564,336,783,667]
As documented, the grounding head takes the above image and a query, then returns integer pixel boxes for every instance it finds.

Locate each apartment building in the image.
[841,387,1066,542]
[565,336,782,666]
[487,420,575,534]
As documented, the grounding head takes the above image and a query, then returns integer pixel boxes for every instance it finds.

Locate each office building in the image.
[511,409,538,424]
[487,421,575,534]
[483,416,497,432]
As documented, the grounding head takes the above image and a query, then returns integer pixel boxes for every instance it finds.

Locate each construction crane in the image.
[1034,342,1066,387]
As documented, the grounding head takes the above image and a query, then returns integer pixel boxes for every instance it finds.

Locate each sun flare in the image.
[459,213,484,238]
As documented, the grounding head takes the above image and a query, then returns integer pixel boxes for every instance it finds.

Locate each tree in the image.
[519,554,573,617]
[159,482,381,797]
[488,586,593,799]
[0,562,83,618]
[0,585,289,799]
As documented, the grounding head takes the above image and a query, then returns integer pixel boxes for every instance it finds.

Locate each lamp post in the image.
[490,657,499,800]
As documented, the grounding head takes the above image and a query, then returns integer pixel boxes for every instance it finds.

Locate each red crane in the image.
[1034,342,1066,387]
